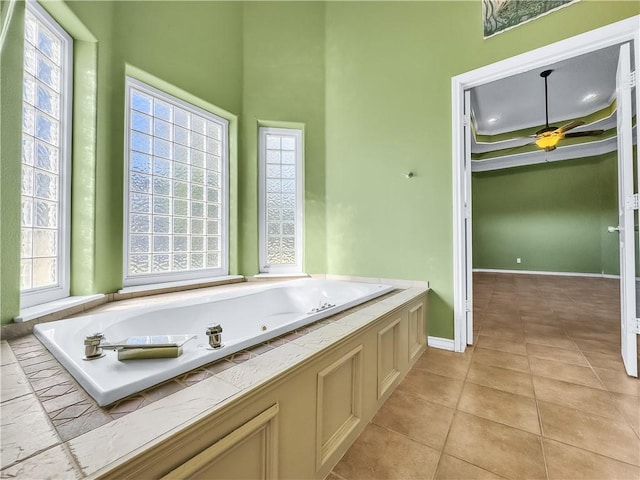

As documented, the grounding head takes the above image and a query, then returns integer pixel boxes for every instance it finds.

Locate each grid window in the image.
[259,127,303,273]
[124,78,228,285]
[20,2,72,307]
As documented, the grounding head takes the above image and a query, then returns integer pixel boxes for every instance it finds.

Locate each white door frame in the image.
[451,15,640,353]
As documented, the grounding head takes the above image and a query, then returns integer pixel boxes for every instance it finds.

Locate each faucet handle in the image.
[84,332,104,345]
[206,325,223,335]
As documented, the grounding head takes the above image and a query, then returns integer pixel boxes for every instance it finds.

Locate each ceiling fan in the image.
[529,69,604,152]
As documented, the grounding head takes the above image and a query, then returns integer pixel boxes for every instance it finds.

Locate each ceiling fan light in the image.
[535,134,561,150]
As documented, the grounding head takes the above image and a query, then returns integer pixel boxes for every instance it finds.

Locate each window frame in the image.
[20,0,73,308]
[123,77,230,287]
[258,126,304,274]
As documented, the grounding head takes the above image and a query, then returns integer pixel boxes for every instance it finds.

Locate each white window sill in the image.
[15,294,106,323]
[118,275,245,296]
[253,273,309,279]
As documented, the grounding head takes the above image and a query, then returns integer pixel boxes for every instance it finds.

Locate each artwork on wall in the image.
[483,0,580,38]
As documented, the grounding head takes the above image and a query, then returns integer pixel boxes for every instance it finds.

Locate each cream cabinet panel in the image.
[408,301,426,364]
[316,345,363,470]
[163,404,279,480]
[377,316,401,399]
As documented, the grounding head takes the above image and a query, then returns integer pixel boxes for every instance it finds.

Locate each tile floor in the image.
[329,273,640,480]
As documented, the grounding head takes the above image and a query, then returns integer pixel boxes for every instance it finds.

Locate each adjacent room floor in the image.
[328,273,640,479]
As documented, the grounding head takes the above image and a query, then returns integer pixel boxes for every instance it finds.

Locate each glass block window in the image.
[258,127,303,273]
[20,2,72,307]
[124,78,228,285]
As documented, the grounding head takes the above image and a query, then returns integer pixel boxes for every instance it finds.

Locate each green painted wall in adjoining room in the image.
[472,153,618,275]
[323,1,638,339]
[241,2,327,276]
[599,152,622,276]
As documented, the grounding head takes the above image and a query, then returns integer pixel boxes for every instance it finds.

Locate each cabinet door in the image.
[163,404,279,480]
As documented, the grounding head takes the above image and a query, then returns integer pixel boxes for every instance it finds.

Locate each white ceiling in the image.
[470,44,623,137]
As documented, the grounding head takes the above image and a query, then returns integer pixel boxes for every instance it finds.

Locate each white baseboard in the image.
[428,336,455,351]
[472,268,620,279]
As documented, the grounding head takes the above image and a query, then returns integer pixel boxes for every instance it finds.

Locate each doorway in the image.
[451,16,639,376]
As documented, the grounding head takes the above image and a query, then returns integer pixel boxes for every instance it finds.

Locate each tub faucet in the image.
[206,325,224,349]
[83,333,106,360]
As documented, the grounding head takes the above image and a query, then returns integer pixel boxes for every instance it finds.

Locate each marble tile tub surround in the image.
[1,281,427,478]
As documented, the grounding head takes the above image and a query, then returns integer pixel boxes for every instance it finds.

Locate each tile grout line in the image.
[523,286,551,480]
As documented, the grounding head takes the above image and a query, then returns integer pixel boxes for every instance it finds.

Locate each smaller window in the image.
[258,127,304,274]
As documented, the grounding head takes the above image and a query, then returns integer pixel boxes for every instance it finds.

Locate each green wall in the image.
[105,1,245,293]
[472,153,619,274]
[1,0,24,324]
[241,2,327,275]
[1,1,638,337]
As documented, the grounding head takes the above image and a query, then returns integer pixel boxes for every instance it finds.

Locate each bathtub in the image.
[34,279,394,406]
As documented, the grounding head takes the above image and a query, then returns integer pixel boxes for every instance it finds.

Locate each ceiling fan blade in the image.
[563,130,605,138]
[489,142,536,155]
[556,120,585,134]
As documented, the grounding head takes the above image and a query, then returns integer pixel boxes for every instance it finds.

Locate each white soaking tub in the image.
[34,279,393,406]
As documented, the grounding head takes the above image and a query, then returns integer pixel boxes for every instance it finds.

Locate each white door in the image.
[464,90,474,344]
[614,42,638,377]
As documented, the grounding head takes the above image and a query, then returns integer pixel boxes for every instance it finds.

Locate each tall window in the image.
[124,78,229,286]
[258,127,304,274]
[20,2,73,307]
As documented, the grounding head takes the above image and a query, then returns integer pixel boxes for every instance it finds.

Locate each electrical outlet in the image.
[516,257,522,264]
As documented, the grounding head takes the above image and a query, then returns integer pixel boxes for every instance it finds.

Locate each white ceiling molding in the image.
[471,112,617,153]
[471,131,638,172]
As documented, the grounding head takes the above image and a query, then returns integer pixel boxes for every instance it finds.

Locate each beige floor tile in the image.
[523,323,565,337]
[435,454,504,480]
[396,369,464,409]
[610,392,640,436]
[570,330,621,344]
[538,401,640,466]
[332,423,440,480]
[544,438,640,480]
[444,411,546,480]
[466,361,534,397]
[475,335,527,356]
[573,337,621,356]
[525,333,577,350]
[479,327,525,343]
[594,367,640,397]
[372,390,454,451]
[472,347,530,373]
[532,376,621,419]
[526,343,588,366]
[457,383,540,434]
[413,349,471,380]
[325,473,343,480]
[529,356,605,389]
[583,350,626,372]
